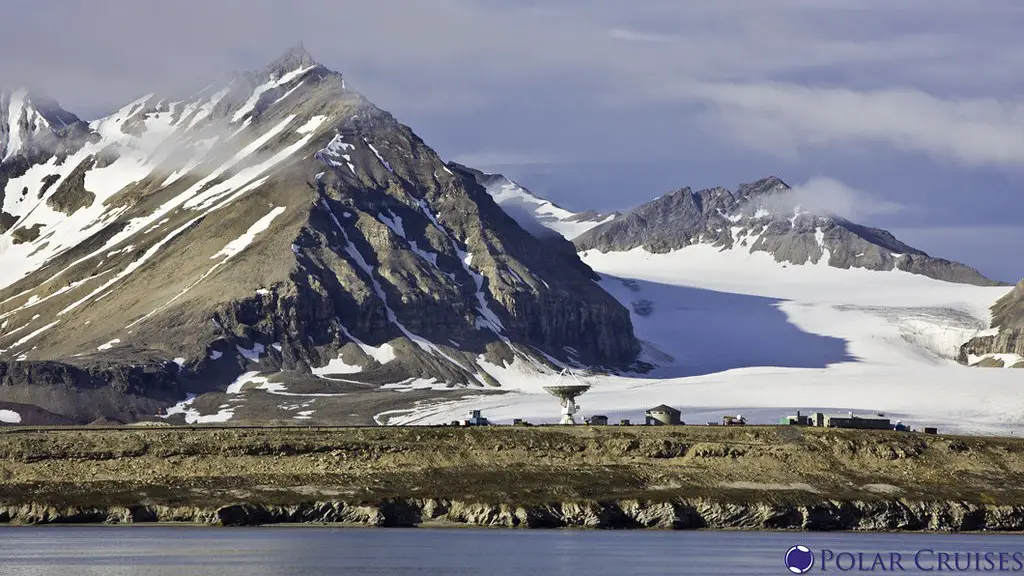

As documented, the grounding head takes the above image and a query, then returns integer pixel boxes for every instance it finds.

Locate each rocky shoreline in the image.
[2,426,1023,531]
[4,498,1024,531]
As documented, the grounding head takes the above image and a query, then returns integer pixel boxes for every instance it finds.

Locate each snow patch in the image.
[211,206,287,260]
[312,355,364,376]
[365,139,393,172]
[296,115,328,134]
[231,66,315,123]
[226,371,262,394]
[378,212,405,238]
[161,394,235,424]
[316,133,356,174]
[969,353,1023,368]
[12,321,60,348]
[97,339,121,351]
[0,409,22,424]
[237,343,265,363]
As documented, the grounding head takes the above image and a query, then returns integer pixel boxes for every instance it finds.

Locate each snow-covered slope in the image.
[389,244,1021,435]
[450,163,616,240]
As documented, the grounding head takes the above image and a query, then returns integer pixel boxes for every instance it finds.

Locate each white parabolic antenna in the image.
[543,369,591,425]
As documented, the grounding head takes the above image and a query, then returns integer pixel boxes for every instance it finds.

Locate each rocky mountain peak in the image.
[575,176,1002,287]
[735,175,790,200]
[263,43,324,81]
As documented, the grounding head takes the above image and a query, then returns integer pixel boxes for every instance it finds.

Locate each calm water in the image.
[0,527,1022,575]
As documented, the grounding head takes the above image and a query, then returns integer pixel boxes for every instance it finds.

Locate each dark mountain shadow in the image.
[597,274,857,379]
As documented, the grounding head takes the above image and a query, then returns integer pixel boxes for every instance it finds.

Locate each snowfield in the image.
[387,244,1022,435]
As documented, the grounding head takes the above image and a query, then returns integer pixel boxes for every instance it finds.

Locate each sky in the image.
[1,0,1021,282]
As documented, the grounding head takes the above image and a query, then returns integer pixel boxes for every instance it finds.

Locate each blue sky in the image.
[2,0,1021,282]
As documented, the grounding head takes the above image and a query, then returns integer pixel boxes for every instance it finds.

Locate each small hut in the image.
[645,405,682,426]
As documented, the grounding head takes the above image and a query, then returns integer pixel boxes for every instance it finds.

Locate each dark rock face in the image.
[3,498,1024,532]
[0,211,15,233]
[10,223,43,244]
[960,279,1024,366]
[0,359,182,423]
[0,48,639,422]
[574,176,1003,287]
[46,156,97,215]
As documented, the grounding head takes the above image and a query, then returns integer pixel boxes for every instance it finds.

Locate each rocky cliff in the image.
[0,46,639,423]
[960,279,1024,367]
[574,176,1003,286]
[7,497,1024,531]
[1,425,1023,531]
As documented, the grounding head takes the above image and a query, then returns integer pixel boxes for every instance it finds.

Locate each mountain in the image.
[0,45,639,424]
[573,176,1003,287]
[450,163,616,240]
[959,279,1024,367]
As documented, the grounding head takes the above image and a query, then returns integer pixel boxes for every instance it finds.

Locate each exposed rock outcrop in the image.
[46,156,97,215]
[4,498,1024,531]
[960,279,1024,367]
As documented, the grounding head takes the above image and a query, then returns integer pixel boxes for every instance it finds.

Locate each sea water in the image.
[0,527,1022,575]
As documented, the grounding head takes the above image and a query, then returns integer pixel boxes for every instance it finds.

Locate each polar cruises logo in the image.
[786,545,814,574]
[782,545,1024,573]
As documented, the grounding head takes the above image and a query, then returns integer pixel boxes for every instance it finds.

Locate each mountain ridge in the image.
[573,176,1004,287]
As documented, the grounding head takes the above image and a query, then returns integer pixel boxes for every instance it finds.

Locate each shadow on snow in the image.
[597,274,857,379]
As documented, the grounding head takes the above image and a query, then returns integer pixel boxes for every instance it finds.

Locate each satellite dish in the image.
[543,369,591,425]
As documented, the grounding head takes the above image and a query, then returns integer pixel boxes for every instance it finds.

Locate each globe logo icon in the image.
[785,545,814,574]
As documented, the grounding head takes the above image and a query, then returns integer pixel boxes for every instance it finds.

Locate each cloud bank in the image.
[749,178,907,221]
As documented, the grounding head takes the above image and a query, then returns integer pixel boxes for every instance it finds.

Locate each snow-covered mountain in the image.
[0,46,638,424]
[574,177,1003,286]
[451,163,616,240]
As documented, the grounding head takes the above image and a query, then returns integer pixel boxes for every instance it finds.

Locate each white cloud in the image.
[608,28,679,44]
[746,177,906,221]
[681,82,1024,169]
